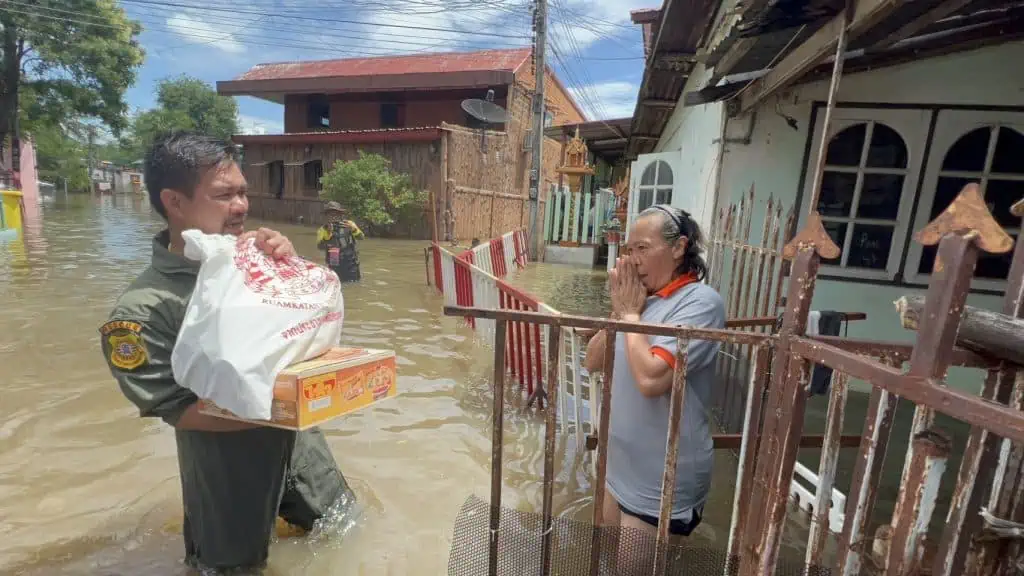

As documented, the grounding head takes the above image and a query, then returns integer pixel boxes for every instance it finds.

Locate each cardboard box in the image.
[198,347,397,430]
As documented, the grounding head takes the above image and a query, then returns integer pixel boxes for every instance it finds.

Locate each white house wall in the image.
[654,63,727,236]
[705,41,1024,392]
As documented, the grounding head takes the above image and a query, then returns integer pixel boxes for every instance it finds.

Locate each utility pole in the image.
[527,0,547,261]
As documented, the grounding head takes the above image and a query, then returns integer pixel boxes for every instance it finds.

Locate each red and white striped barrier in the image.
[428,229,547,397]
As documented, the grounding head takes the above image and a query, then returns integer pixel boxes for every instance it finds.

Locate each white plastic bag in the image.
[171,229,344,420]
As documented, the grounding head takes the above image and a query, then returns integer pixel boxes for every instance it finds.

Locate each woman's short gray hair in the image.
[638,204,708,280]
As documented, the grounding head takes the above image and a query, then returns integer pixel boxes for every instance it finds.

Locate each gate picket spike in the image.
[889,183,1015,573]
[781,211,841,261]
[947,195,1024,575]
[914,183,1014,254]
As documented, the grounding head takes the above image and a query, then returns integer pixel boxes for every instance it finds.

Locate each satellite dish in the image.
[461,89,508,124]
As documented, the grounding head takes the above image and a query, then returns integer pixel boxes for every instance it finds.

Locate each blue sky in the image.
[116,0,651,134]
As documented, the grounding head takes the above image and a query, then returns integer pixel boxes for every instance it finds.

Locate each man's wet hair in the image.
[639,204,708,281]
[144,131,240,219]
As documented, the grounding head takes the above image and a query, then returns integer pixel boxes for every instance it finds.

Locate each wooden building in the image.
[218,48,587,239]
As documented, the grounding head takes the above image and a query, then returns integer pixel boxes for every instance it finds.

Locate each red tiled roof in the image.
[235,48,532,82]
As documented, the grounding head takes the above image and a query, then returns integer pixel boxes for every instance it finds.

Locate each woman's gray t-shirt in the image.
[606,281,726,520]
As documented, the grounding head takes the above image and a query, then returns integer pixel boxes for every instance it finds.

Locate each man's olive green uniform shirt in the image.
[100,231,350,573]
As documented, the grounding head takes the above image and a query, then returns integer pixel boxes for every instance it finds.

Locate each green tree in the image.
[1,0,144,151]
[32,120,91,192]
[320,152,428,236]
[127,75,239,157]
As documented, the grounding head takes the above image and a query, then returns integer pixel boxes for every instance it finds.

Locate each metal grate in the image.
[447,495,828,576]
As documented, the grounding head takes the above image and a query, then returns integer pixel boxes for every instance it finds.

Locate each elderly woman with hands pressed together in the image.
[584,205,725,572]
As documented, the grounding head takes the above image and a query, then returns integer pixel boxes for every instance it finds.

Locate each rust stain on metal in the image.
[962,207,1024,575]
[740,243,820,576]
[805,371,850,572]
[789,337,1024,444]
[540,322,561,576]
[653,336,689,576]
[914,183,1014,254]
[589,330,616,575]
[834,372,900,576]
[727,345,771,571]
[886,429,952,576]
[488,319,508,576]
[781,211,841,260]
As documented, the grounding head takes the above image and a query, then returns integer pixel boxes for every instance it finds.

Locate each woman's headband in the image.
[651,205,689,236]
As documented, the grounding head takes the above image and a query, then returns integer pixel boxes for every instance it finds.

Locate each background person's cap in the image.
[324,201,345,213]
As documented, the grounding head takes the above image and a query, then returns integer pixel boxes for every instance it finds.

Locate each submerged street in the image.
[0,193,546,574]
[1,194,746,575]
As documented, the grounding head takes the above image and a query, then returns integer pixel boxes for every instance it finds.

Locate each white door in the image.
[628,151,681,241]
[904,110,1024,292]
[800,107,931,281]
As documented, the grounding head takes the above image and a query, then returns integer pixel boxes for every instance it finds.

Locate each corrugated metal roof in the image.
[235,48,532,82]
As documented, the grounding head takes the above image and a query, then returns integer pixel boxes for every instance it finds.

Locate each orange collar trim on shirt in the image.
[653,272,699,298]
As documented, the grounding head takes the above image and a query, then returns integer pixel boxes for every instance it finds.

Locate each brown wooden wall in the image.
[241,138,442,238]
[283,88,511,133]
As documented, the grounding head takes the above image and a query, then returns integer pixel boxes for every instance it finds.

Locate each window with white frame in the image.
[803,106,1022,290]
[817,122,910,269]
[637,160,674,212]
[801,108,929,280]
[905,109,1024,290]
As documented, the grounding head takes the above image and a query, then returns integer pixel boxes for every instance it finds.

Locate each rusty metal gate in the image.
[444,184,1024,575]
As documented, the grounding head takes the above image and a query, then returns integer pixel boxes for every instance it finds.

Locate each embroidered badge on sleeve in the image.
[100,320,149,370]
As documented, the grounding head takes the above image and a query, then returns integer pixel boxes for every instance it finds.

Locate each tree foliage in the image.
[320,152,427,236]
[1,0,145,150]
[30,119,91,192]
[126,75,238,158]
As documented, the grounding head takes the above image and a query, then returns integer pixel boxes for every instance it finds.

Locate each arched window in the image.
[917,126,1023,280]
[636,160,673,212]
[816,122,910,271]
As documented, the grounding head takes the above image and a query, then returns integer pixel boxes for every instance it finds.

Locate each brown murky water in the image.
[0,193,771,575]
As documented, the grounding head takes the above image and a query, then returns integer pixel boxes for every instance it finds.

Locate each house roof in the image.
[625,0,721,159]
[544,118,632,163]
[627,0,1024,158]
[237,48,532,82]
[630,8,662,57]
[218,48,532,103]
[232,126,445,146]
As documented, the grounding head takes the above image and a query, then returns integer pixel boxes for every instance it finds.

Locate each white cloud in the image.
[237,115,283,135]
[570,81,638,120]
[355,1,518,56]
[166,12,246,54]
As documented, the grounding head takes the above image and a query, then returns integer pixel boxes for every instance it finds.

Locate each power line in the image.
[12,2,529,52]
[117,0,528,39]
[6,5,531,61]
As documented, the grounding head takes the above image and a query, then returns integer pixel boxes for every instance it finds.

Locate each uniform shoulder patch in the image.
[100,320,149,371]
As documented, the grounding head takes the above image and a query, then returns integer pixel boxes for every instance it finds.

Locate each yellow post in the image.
[1,189,24,232]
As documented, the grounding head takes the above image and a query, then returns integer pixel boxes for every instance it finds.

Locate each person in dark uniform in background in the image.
[317,201,364,283]
[99,132,353,574]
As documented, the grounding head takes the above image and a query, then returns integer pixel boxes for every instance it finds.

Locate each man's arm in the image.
[316,226,331,250]
[345,220,365,239]
[100,317,261,432]
[620,294,725,398]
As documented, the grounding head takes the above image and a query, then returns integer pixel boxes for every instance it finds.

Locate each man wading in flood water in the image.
[317,201,364,283]
[99,132,354,574]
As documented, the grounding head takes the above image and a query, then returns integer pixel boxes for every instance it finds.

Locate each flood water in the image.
[1,193,847,575]
[0,194,731,575]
